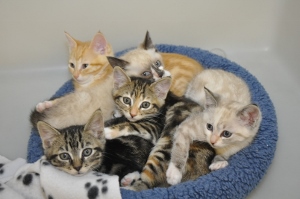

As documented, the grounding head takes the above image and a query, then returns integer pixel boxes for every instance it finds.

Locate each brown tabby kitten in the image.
[117,31,204,96]
[103,66,171,144]
[105,68,215,191]
[37,109,154,181]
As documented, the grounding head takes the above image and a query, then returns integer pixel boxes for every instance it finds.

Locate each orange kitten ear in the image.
[238,104,262,129]
[140,31,156,50]
[150,77,171,99]
[107,56,130,70]
[84,109,105,139]
[89,32,107,55]
[37,121,60,149]
[64,31,77,50]
[113,66,131,90]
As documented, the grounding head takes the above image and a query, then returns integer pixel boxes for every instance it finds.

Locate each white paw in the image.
[121,171,140,187]
[104,127,115,139]
[166,162,182,185]
[163,70,171,78]
[209,160,228,171]
[35,101,53,112]
[112,109,123,118]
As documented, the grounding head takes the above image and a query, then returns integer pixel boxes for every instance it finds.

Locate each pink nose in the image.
[130,112,137,118]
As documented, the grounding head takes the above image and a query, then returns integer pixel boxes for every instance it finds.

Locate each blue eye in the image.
[221,131,232,138]
[142,71,152,77]
[154,60,161,67]
[206,123,213,131]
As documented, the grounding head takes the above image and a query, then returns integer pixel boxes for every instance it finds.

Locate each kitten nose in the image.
[130,111,137,118]
[74,166,82,171]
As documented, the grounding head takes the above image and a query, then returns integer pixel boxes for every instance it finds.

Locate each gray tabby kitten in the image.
[108,68,215,191]
[166,69,262,185]
[37,109,153,181]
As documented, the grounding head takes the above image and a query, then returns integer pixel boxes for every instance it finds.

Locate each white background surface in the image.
[0,1,299,198]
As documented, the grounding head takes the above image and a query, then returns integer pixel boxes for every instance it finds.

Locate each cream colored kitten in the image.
[116,31,204,96]
[166,69,262,185]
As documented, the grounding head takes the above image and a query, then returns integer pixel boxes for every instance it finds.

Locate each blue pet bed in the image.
[27,44,278,199]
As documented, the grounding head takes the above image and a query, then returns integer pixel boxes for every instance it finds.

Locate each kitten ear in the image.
[140,31,156,50]
[107,56,130,70]
[204,87,218,108]
[150,77,171,99]
[237,104,262,129]
[89,31,107,55]
[37,121,60,149]
[84,109,105,139]
[113,66,131,89]
[65,31,77,51]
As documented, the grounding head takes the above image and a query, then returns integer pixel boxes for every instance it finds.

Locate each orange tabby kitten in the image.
[118,31,204,96]
[65,31,114,90]
[32,32,116,129]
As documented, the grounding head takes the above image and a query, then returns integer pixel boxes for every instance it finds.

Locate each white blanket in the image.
[0,155,121,199]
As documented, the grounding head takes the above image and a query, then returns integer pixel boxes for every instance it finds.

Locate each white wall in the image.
[1,1,299,198]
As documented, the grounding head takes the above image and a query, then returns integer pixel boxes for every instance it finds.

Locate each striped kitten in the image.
[37,109,153,181]
[115,31,204,96]
[104,66,172,144]
[166,69,262,185]
[107,68,215,190]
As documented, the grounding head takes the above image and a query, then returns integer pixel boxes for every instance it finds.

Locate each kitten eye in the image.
[82,148,92,157]
[69,63,75,68]
[123,97,131,105]
[221,131,232,138]
[206,123,213,131]
[59,153,70,160]
[82,64,89,69]
[142,71,152,78]
[153,60,161,67]
[140,101,150,109]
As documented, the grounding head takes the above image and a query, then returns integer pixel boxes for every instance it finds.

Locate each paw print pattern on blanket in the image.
[0,156,122,199]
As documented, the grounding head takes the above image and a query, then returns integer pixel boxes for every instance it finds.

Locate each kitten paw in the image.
[104,127,120,139]
[209,160,228,171]
[166,162,182,185]
[121,171,140,187]
[36,101,53,112]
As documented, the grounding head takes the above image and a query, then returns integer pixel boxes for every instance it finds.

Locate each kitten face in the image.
[37,109,105,175]
[202,88,262,150]
[203,103,261,149]
[65,32,113,87]
[112,67,171,122]
[118,31,164,80]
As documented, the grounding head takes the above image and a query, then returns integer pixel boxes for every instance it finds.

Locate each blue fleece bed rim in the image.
[27,44,278,199]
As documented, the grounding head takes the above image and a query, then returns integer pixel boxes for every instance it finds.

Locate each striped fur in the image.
[37,109,154,183]
[104,67,172,144]
[127,99,215,190]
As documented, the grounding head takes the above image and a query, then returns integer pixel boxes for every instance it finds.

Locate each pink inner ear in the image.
[240,105,260,126]
[91,34,106,54]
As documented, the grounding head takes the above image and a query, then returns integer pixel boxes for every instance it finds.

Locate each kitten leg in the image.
[167,114,204,185]
[166,162,182,185]
[209,155,228,171]
[36,100,55,112]
[120,171,140,187]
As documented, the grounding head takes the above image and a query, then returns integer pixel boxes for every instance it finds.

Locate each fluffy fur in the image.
[166,69,262,185]
[116,31,204,96]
